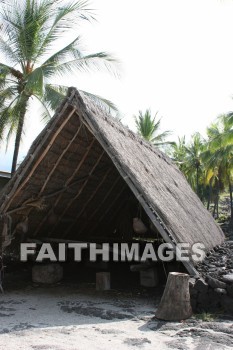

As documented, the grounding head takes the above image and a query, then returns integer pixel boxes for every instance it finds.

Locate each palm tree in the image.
[204,114,233,221]
[171,133,207,201]
[170,136,187,173]
[0,0,117,174]
[134,109,171,146]
[205,166,220,215]
[185,132,206,196]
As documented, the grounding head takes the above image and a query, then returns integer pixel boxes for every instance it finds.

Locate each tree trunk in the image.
[207,185,211,210]
[228,176,233,224]
[196,165,199,196]
[11,96,29,175]
[155,272,192,321]
[213,200,216,217]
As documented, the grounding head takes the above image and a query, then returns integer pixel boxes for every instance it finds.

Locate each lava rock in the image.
[221,295,233,314]
[227,284,233,297]
[221,273,233,284]
[214,288,227,295]
[189,278,196,289]
[206,276,227,289]
[197,292,210,306]
[195,278,208,293]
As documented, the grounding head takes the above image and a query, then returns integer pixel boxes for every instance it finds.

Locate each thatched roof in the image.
[0,88,224,274]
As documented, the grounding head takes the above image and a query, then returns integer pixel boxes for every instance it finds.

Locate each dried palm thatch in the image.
[0,88,224,274]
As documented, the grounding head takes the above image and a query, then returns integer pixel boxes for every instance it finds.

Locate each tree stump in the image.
[155,272,192,321]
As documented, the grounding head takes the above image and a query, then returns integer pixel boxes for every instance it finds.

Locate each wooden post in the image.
[96,272,110,291]
[155,272,192,321]
[140,268,159,287]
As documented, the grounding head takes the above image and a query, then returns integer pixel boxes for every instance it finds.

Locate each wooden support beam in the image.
[48,150,105,237]
[99,195,129,229]
[33,137,96,237]
[2,107,76,214]
[88,184,127,235]
[27,237,125,258]
[31,175,91,237]
[27,237,89,244]
[64,167,112,237]
[49,137,96,210]
[3,175,90,218]
[77,176,122,236]
[64,138,96,187]
[39,123,83,195]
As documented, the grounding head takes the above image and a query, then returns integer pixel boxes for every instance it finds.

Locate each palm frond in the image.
[40,35,82,77]
[43,83,68,111]
[0,37,18,65]
[135,109,171,145]
[0,95,20,142]
[43,51,119,78]
[32,94,52,123]
[34,1,94,62]
[151,130,172,143]
[25,67,44,96]
[0,85,18,108]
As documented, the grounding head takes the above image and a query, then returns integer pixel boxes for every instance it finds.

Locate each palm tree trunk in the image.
[229,177,233,223]
[213,199,216,217]
[196,165,199,197]
[11,96,29,175]
[207,185,211,210]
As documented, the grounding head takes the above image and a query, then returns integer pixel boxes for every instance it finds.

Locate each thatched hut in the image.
[0,88,224,276]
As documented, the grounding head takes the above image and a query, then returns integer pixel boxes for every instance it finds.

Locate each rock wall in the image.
[189,241,233,314]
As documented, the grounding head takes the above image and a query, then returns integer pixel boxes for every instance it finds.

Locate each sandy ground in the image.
[0,281,232,350]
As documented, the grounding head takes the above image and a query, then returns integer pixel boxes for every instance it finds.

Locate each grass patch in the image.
[195,312,217,322]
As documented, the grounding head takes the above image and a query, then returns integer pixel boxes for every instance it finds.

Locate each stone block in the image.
[140,268,159,287]
[32,264,63,284]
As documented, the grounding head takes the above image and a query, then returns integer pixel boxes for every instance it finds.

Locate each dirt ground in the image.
[0,276,232,350]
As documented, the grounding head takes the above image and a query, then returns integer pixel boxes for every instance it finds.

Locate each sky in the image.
[1,0,233,171]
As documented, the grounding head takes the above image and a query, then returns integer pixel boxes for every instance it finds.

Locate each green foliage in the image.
[134,109,172,147]
[216,213,229,223]
[195,312,217,322]
[170,113,233,219]
[204,114,233,218]
[171,132,207,198]
[0,0,118,173]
